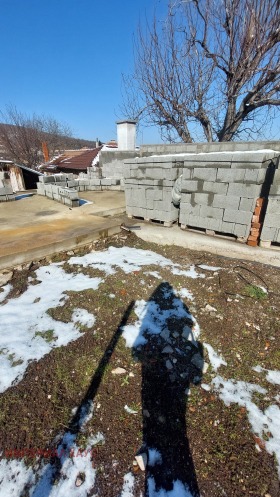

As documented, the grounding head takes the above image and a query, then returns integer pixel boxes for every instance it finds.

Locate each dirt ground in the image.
[0,232,279,497]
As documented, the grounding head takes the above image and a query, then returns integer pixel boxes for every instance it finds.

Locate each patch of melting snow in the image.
[198,265,222,271]
[72,308,95,328]
[148,448,162,467]
[177,288,194,301]
[204,343,227,371]
[212,375,280,476]
[0,264,101,393]
[146,271,163,279]
[122,291,197,349]
[147,477,194,496]
[0,400,101,497]
[253,365,280,385]
[68,247,205,279]
[119,472,135,497]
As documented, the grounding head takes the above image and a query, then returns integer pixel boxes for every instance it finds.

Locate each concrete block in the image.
[244,169,267,184]
[182,168,192,180]
[200,205,224,220]
[192,168,217,182]
[51,184,59,194]
[212,194,240,210]
[181,180,198,192]
[220,221,236,234]
[260,226,277,241]
[266,198,280,214]
[193,193,210,205]
[217,168,245,183]
[89,179,101,186]
[269,184,280,195]
[227,183,262,198]
[101,179,112,186]
[239,197,256,212]
[234,223,249,238]
[0,186,13,194]
[262,213,280,228]
[39,175,55,183]
[223,209,252,225]
[0,195,6,201]
[180,202,200,216]
[67,180,77,187]
[180,193,191,203]
[146,189,163,201]
[78,179,89,186]
[202,182,228,194]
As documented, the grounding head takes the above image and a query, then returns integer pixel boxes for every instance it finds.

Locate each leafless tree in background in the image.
[0,106,72,167]
[121,0,280,142]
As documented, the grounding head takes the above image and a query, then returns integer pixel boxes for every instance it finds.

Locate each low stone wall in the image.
[124,157,182,226]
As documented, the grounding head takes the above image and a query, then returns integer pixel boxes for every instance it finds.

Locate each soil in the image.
[0,231,279,497]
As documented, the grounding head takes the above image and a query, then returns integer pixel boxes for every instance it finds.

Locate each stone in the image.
[135,453,148,471]
[162,345,174,354]
[191,353,204,370]
[165,360,173,370]
[112,367,127,375]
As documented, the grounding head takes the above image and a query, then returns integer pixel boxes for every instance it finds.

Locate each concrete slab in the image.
[0,192,126,270]
[135,223,280,268]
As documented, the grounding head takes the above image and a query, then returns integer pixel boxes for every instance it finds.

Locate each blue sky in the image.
[1,1,279,145]
[0,0,164,144]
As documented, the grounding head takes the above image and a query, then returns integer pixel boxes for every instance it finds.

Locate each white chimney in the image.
[116,120,137,150]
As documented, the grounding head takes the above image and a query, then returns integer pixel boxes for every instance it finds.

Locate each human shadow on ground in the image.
[131,282,203,497]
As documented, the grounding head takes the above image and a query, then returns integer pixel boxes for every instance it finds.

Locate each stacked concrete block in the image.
[0,185,15,202]
[260,168,280,246]
[180,151,279,240]
[124,157,182,225]
[37,174,80,207]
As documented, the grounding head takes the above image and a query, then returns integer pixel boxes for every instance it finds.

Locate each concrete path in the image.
[135,223,280,268]
[0,192,126,270]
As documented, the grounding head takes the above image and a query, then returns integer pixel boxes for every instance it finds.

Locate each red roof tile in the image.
[51,147,103,171]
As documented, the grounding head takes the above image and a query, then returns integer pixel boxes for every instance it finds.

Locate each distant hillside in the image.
[0,122,99,164]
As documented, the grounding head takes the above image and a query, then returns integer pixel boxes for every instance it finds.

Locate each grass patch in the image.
[35,330,57,343]
[244,285,267,300]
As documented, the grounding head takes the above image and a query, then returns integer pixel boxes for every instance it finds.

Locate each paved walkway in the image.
[136,223,280,268]
[0,191,126,270]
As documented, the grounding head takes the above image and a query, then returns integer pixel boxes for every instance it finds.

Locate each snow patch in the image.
[204,344,227,371]
[0,264,101,393]
[72,308,96,328]
[147,477,194,496]
[0,284,12,303]
[212,376,280,476]
[253,365,280,385]
[119,472,135,497]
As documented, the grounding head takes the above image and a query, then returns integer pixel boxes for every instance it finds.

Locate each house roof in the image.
[50,147,103,171]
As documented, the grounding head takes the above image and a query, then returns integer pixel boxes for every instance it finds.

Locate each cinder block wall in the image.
[99,151,139,179]
[180,151,279,239]
[261,167,280,244]
[124,157,182,225]
[140,141,280,157]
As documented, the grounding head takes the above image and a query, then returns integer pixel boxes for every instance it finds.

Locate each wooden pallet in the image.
[180,223,246,242]
[127,215,177,228]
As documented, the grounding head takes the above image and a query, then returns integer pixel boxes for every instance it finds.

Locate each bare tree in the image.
[0,106,72,167]
[122,0,280,142]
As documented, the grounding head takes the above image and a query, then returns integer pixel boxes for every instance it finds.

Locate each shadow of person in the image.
[132,282,202,497]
